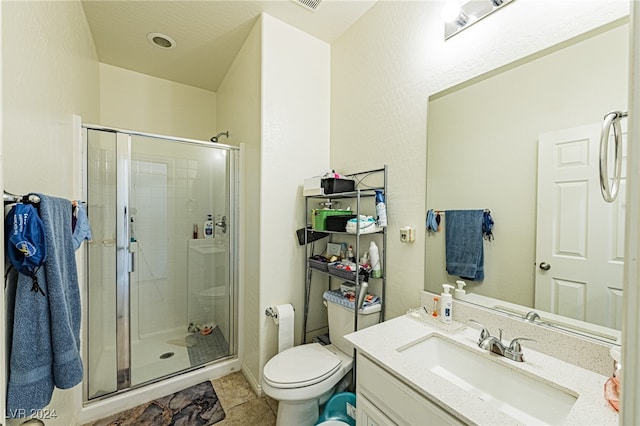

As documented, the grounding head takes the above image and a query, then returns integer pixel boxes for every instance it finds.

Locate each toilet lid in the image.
[263,343,341,388]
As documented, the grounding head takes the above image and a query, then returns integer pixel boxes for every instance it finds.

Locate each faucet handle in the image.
[508,337,536,353]
[468,319,491,341]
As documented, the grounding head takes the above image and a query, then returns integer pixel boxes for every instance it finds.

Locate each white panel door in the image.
[535,122,625,328]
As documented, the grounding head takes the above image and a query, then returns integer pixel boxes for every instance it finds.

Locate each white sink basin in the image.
[397,334,578,425]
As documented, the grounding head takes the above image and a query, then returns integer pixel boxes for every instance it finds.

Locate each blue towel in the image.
[6,194,83,416]
[72,201,92,250]
[445,210,484,281]
[426,209,438,233]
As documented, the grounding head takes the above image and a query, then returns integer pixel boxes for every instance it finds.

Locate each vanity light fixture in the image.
[442,0,515,40]
[441,0,469,26]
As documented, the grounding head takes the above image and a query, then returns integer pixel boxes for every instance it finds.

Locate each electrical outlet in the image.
[400,226,415,243]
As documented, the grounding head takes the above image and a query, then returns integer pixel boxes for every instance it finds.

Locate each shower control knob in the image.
[539,262,551,271]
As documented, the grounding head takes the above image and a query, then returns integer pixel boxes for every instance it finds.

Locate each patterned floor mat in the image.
[90,381,225,426]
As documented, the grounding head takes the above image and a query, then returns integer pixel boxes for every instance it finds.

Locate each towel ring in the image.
[599,111,626,203]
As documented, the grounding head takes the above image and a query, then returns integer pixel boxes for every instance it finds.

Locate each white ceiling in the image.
[81,0,377,92]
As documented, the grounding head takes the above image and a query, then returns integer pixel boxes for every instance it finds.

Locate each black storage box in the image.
[296,227,329,245]
[321,178,355,194]
[325,214,357,232]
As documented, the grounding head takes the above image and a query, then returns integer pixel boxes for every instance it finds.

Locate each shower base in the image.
[89,327,229,399]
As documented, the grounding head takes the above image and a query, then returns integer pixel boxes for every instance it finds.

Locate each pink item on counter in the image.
[604,376,620,412]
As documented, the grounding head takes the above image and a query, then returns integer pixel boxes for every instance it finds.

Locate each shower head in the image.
[210,131,229,143]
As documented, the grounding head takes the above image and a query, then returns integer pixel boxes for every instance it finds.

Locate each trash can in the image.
[315,392,356,426]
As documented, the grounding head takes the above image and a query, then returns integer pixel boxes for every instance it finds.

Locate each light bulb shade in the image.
[441,0,462,23]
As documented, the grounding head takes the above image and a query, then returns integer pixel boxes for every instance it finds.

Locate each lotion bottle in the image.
[439,284,454,323]
[454,280,467,299]
[204,214,214,239]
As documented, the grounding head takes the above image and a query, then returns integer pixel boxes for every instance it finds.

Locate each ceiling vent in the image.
[291,0,323,12]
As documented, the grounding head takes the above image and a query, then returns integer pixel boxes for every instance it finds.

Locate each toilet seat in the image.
[263,343,341,389]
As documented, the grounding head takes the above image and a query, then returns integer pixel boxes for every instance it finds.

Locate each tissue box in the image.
[304,177,324,196]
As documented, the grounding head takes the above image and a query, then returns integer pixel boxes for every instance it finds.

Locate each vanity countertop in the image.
[345,314,618,425]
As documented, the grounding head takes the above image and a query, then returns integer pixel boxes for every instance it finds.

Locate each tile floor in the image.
[212,371,277,426]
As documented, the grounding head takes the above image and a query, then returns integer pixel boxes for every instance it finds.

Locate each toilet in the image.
[262,296,381,426]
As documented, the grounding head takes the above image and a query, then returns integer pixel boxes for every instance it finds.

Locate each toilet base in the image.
[276,397,322,426]
[274,373,352,426]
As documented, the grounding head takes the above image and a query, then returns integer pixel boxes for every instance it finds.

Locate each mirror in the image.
[424,19,629,343]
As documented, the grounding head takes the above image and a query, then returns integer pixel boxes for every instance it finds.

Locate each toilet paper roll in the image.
[273,303,294,353]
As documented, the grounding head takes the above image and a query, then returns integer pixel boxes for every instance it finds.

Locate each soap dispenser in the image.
[439,284,454,324]
[454,280,467,299]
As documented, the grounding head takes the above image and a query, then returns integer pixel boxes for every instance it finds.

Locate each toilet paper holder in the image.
[265,305,295,319]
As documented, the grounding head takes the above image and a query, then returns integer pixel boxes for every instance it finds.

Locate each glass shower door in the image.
[85,129,118,399]
[85,128,237,399]
[128,135,234,386]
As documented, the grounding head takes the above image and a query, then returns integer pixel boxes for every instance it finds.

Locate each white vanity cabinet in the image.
[356,353,465,426]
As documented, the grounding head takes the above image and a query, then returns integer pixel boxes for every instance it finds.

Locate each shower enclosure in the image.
[82,126,238,400]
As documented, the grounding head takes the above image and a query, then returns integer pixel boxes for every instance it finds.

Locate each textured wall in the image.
[331,0,629,319]
[2,0,99,198]
[99,63,217,141]
[217,13,331,393]
[2,1,100,424]
[216,16,263,390]
[259,13,330,388]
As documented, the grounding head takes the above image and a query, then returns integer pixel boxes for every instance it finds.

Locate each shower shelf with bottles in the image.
[302,166,388,344]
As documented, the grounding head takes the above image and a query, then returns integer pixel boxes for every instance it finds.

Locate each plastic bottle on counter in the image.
[454,280,467,298]
[369,241,382,278]
[439,284,454,324]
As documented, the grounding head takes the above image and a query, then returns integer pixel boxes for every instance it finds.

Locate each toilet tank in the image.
[326,298,381,354]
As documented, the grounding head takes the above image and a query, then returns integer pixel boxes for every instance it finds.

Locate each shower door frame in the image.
[82,124,239,402]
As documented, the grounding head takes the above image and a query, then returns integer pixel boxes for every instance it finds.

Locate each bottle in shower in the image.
[204,214,214,239]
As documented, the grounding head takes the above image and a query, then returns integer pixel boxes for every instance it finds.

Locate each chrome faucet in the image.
[468,319,536,362]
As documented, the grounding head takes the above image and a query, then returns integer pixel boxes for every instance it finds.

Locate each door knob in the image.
[539,262,551,271]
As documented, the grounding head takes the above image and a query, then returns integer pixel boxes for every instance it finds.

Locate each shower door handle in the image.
[128,242,137,273]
